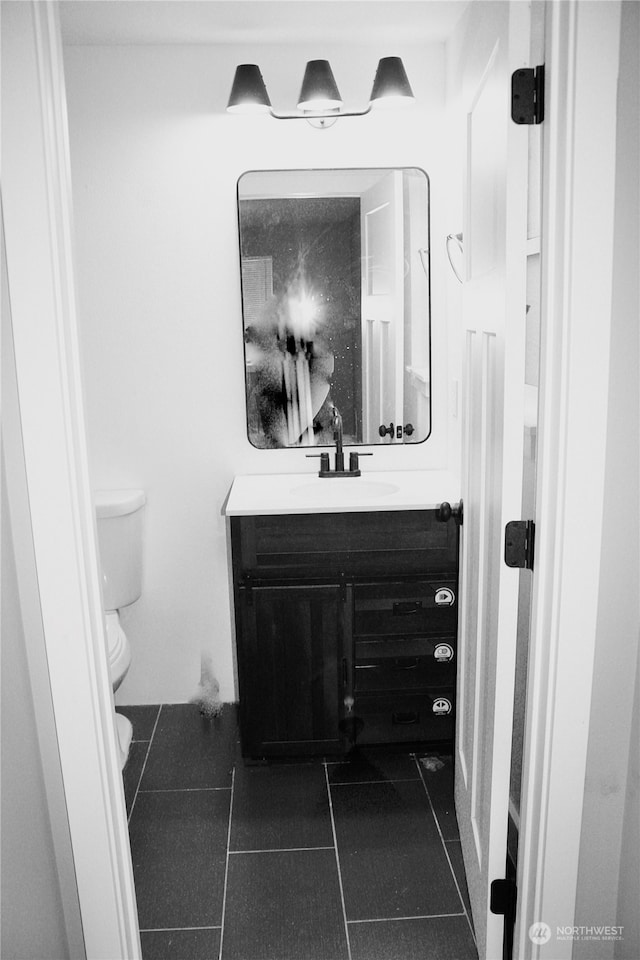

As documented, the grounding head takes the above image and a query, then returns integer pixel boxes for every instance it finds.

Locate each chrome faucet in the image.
[306,404,372,477]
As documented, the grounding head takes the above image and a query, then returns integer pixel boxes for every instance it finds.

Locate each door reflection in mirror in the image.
[237,168,431,448]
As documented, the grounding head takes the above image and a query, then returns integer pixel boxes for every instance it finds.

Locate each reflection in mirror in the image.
[237,168,431,448]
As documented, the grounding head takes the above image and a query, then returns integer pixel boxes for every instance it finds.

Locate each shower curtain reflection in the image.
[240,196,361,448]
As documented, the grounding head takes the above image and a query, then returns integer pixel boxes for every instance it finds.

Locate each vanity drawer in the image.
[355,690,455,745]
[231,512,459,579]
[354,638,456,691]
[354,580,457,638]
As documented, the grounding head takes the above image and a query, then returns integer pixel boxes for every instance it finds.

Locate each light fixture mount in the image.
[303,112,341,130]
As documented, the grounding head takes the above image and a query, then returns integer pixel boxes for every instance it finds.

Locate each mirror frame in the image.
[236,167,432,449]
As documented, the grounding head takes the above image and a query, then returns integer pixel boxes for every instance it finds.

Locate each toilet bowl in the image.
[105,611,133,766]
[95,489,145,769]
[106,610,132,691]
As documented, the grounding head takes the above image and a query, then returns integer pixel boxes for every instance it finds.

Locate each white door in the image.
[455,4,530,958]
[361,170,404,443]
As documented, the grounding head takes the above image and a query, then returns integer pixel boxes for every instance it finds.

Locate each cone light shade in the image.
[227,64,272,113]
[370,57,415,106]
[297,60,343,111]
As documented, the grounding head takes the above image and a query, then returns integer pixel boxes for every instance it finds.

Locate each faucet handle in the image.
[306,452,330,475]
[349,451,372,473]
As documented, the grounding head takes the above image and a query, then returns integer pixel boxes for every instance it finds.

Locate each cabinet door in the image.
[237,583,349,758]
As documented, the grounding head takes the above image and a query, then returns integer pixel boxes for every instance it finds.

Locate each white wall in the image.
[574,2,640,954]
[0,475,72,960]
[1,216,82,960]
[63,40,451,704]
[616,649,640,958]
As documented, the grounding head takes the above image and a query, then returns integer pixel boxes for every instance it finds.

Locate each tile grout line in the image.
[229,845,335,855]
[413,755,478,949]
[323,762,352,960]
[138,786,232,794]
[347,911,468,924]
[217,763,236,960]
[127,704,163,825]
[328,776,420,786]
[443,838,477,948]
[140,925,222,933]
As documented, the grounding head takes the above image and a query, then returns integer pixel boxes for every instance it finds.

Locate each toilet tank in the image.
[94,489,146,611]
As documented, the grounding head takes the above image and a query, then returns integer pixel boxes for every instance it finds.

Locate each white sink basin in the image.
[225,469,461,516]
[290,478,399,504]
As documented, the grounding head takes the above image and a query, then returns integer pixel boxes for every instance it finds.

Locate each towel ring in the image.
[446,232,464,284]
[418,248,429,278]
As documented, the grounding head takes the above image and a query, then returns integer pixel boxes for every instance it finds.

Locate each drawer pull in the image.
[392,710,419,725]
[398,658,420,670]
[355,659,420,671]
[392,600,423,616]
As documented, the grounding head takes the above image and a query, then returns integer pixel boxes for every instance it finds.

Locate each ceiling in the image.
[59,1,469,46]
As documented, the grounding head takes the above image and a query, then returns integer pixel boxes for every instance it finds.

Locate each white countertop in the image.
[224,469,461,516]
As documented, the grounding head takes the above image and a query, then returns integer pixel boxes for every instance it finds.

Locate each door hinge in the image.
[504,520,535,570]
[490,877,517,916]
[511,65,545,124]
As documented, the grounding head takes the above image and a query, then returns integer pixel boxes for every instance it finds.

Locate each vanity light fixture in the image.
[226,57,414,128]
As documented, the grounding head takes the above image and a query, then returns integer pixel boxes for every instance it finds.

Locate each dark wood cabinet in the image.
[237,582,350,758]
[230,509,459,760]
[352,577,457,746]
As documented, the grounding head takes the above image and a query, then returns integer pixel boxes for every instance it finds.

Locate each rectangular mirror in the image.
[238,168,431,448]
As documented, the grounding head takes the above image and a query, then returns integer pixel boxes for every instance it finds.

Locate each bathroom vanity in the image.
[226,472,460,760]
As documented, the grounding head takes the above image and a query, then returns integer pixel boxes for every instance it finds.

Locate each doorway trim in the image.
[514,2,622,957]
[2,2,141,956]
[2,1,624,957]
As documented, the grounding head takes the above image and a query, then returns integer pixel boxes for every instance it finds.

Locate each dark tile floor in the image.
[118,704,478,960]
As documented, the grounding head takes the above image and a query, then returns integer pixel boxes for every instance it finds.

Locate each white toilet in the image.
[95,489,146,768]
